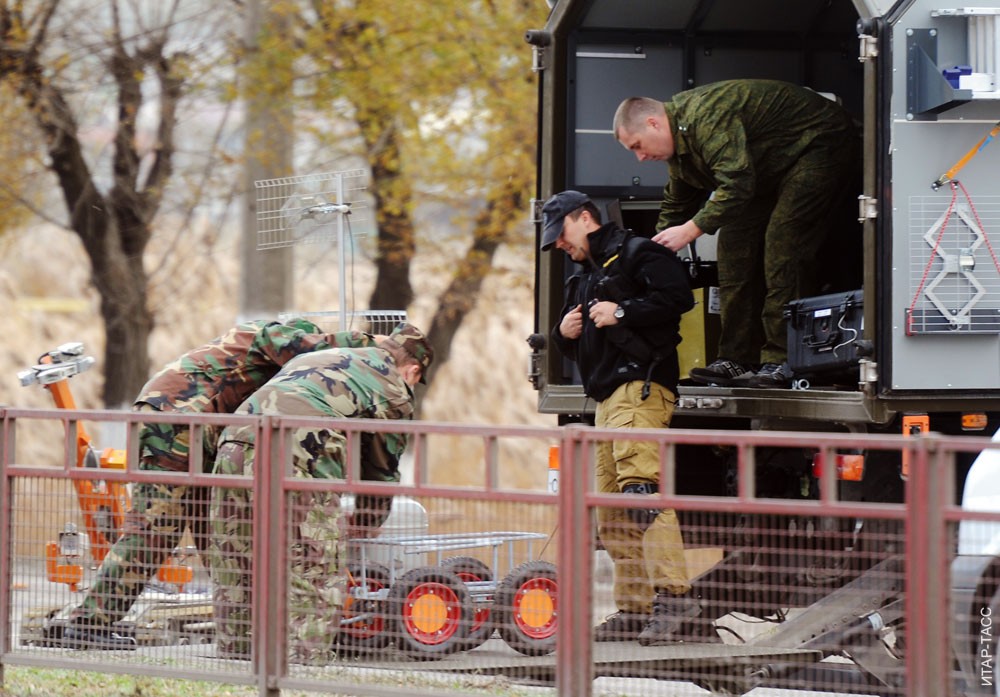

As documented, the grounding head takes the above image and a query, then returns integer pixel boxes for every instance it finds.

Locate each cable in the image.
[906,181,1000,335]
[957,180,1000,281]
[714,624,746,643]
[347,214,356,331]
[907,183,961,335]
[833,312,859,357]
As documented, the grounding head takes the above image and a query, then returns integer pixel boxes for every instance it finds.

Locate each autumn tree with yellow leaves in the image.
[289,0,548,386]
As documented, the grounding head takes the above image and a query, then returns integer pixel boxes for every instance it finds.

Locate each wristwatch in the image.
[613,305,625,320]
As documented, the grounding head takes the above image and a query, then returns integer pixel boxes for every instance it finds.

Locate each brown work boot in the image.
[637,593,702,646]
[593,610,646,642]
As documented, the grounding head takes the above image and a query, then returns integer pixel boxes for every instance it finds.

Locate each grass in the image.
[0,667,354,697]
[0,666,550,696]
[0,667,253,697]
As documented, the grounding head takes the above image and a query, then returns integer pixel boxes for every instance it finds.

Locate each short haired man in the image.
[542,190,699,645]
[64,318,377,649]
[208,323,433,661]
[614,80,860,388]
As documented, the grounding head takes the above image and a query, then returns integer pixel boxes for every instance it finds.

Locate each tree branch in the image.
[425,178,526,387]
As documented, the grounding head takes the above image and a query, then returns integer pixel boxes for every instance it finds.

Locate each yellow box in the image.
[678,287,721,376]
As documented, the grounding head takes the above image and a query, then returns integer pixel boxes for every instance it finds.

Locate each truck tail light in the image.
[962,412,988,431]
[901,413,930,479]
[812,452,866,481]
[548,445,559,494]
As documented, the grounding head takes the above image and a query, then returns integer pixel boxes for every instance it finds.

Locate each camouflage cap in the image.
[389,322,434,383]
[280,316,323,334]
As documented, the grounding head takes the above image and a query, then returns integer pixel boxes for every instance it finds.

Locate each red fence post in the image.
[557,425,593,697]
[256,416,282,697]
[0,413,10,686]
[905,434,950,697]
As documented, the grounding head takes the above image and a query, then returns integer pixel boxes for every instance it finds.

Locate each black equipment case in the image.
[785,289,865,375]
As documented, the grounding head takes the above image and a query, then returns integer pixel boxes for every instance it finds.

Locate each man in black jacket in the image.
[542,190,700,645]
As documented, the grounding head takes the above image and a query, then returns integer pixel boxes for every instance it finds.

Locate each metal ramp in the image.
[353,641,824,695]
[352,557,906,694]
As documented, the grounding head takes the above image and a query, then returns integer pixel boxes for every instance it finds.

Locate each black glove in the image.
[621,481,662,530]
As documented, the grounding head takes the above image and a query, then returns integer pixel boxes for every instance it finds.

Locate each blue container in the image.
[943,65,973,88]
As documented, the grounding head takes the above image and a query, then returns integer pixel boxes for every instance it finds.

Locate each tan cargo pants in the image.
[595,380,690,614]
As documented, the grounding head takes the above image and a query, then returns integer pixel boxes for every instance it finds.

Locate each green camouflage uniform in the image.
[71,319,373,628]
[208,346,415,662]
[656,79,860,365]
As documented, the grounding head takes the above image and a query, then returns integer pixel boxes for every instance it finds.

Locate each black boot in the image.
[637,593,701,646]
[62,622,138,650]
[592,611,647,642]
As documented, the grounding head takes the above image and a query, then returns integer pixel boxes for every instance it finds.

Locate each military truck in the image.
[525,0,1000,692]
[527,0,1000,462]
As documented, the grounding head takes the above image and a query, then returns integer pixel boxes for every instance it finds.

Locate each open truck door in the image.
[527,0,1000,693]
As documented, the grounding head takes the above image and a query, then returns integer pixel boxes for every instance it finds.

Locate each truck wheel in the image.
[495,560,557,656]
[42,610,64,648]
[339,562,392,652]
[440,556,494,650]
[388,566,472,659]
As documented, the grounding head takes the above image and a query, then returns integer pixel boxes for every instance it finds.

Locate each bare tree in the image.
[0,0,236,406]
[1,0,545,407]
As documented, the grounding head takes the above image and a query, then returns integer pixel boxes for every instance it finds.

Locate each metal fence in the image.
[2,404,999,697]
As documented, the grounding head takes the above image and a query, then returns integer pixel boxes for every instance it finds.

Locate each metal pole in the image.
[337,172,347,330]
[0,415,11,687]
[240,0,293,321]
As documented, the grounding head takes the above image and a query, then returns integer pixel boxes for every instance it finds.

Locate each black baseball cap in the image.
[540,190,591,251]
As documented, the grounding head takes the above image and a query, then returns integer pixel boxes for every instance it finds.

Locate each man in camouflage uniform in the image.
[207,323,433,662]
[614,80,860,388]
[64,318,377,649]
